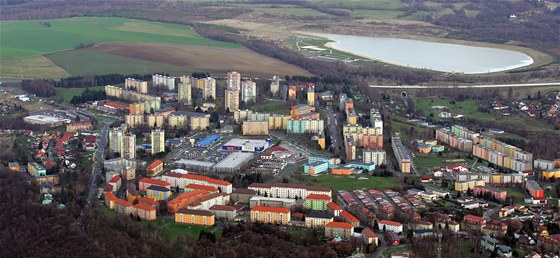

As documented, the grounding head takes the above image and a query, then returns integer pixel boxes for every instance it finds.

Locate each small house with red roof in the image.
[115,198,134,215]
[108,175,122,192]
[146,159,164,176]
[378,220,403,233]
[139,177,171,192]
[462,214,486,231]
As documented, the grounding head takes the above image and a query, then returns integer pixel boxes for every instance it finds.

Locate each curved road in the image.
[369,82,560,89]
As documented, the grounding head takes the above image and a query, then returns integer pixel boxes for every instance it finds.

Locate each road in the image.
[76,123,110,232]
[369,82,560,89]
[372,234,387,258]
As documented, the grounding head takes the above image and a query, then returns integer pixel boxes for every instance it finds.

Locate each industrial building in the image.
[195,134,221,148]
[222,139,271,152]
[213,152,255,173]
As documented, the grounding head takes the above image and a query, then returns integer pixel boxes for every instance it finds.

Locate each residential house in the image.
[175,208,215,226]
[325,222,354,238]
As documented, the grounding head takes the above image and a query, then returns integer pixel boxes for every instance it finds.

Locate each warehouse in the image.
[213,152,254,172]
[222,138,271,152]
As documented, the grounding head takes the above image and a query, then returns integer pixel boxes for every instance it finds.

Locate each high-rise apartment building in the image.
[270,75,280,96]
[125,78,148,94]
[224,88,240,112]
[178,80,192,105]
[227,71,241,91]
[109,127,124,153]
[202,77,216,100]
[241,80,257,103]
[121,133,136,159]
[151,129,165,155]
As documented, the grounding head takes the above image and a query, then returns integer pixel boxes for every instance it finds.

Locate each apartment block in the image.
[125,114,144,128]
[202,77,216,100]
[242,121,269,136]
[250,206,290,225]
[125,78,148,93]
[391,136,411,173]
[151,129,165,155]
[175,209,215,226]
[121,134,136,159]
[178,79,192,105]
[363,149,386,165]
[248,183,331,199]
[224,88,240,112]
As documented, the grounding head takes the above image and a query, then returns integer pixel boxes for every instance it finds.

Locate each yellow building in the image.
[268,114,291,130]
[242,121,269,136]
[125,114,144,128]
[105,85,123,98]
[455,179,485,192]
[178,79,192,105]
[318,135,326,149]
[307,90,315,106]
[250,206,290,225]
[129,103,145,115]
[66,121,92,132]
[146,115,164,128]
[175,208,215,226]
[168,114,188,129]
[542,169,560,179]
[190,116,209,131]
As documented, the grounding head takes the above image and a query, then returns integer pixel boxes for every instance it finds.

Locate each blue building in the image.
[146,185,172,201]
[304,161,329,175]
[308,156,339,168]
[195,134,221,148]
[345,163,376,172]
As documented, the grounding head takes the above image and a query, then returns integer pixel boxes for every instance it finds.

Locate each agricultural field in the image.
[1,17,309,79]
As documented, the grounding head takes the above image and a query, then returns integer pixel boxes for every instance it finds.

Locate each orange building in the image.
[340,210,360,227]
[105,192,118,210]
[167,190,209,213]
[332,167,354,175]
[146,160,164,176]
[134,203,157,221]
[175,208,215,226]
[129,102,145,115]
[250,206,291,225]
[139,196,160,209]
[8,162,20,172]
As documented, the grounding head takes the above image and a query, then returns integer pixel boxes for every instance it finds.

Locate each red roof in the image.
[380,220,402,227]
[85,135,96,144]
[420,176,431,180]
[306,194,332,201]
[251,206,290,213]
[209,204,236,211]
[147,160,163,170]
[464,214,485,222]
[139,178,170,187]
[340,210,359,223]
[103,184,113,192]
[362,227,377,238]
[182,174,232,186]
[134,202,156,211]
[114,198,133,207]
[109,175,121,183]
[328,202,342,211]
[105,192,118,201]
[104,101,126,109]
[186,184,219,192]
[326,221,353,229]
[140,196,159,205]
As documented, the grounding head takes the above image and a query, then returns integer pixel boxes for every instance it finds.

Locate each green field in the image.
[253,100,291,114]
[312,175,400,191]
[0,17,237,59]
[256,7,332,17]
[496,186,527,204]
[160,223,212,243]
[415,98,494,121]
[46,50,188,76]
[55,86,104,103]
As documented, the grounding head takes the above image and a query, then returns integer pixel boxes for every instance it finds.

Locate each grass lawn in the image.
[308,0,406,10]
[253,100,291,114]
[287,228,313,242]
[414,152,471,175]
[46,49,189,77]
[349,9,405,19]
[160,223,211,243]
[1,17,238,59]
[297,38,366,60]
[55,86,104,103]
[256,7,332,17]
[311,175,401,191]
[415,98,494,121]
[496,186,527,204]
[98,206,116,217]
[0,56,70,79]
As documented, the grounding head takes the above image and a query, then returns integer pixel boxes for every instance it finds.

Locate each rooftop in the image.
[340,210,359,223]
[380,220,403,227]
[139,178,170,187]
[327,202,342,211]
[251,206,290,213]
[209,204,236,211]
[186,184,219,192]
[306,194,332,201]
[325,221,353,229]
[307,212,333,219]
[147,160,163,170]
[134,203,156,211]
[176,208,214,216]
[147,185,171,192]
[139,196,159,205]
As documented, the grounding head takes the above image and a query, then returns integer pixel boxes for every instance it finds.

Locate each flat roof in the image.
[24,115,67,123]
[175,159,214,167]
[196,134,220,147]
[250,196,295,203]
[214,152,254,170]
[223,138,270,151]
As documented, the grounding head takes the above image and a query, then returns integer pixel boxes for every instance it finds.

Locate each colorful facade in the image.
[304,194,332,210]
[175,209,215,226]
[251,206,290,225]
[146,185,172,201]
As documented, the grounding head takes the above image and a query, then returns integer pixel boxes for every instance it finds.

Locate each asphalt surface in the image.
[324,106,342,157]
[372,234,387,258]
[77,123,109,232]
